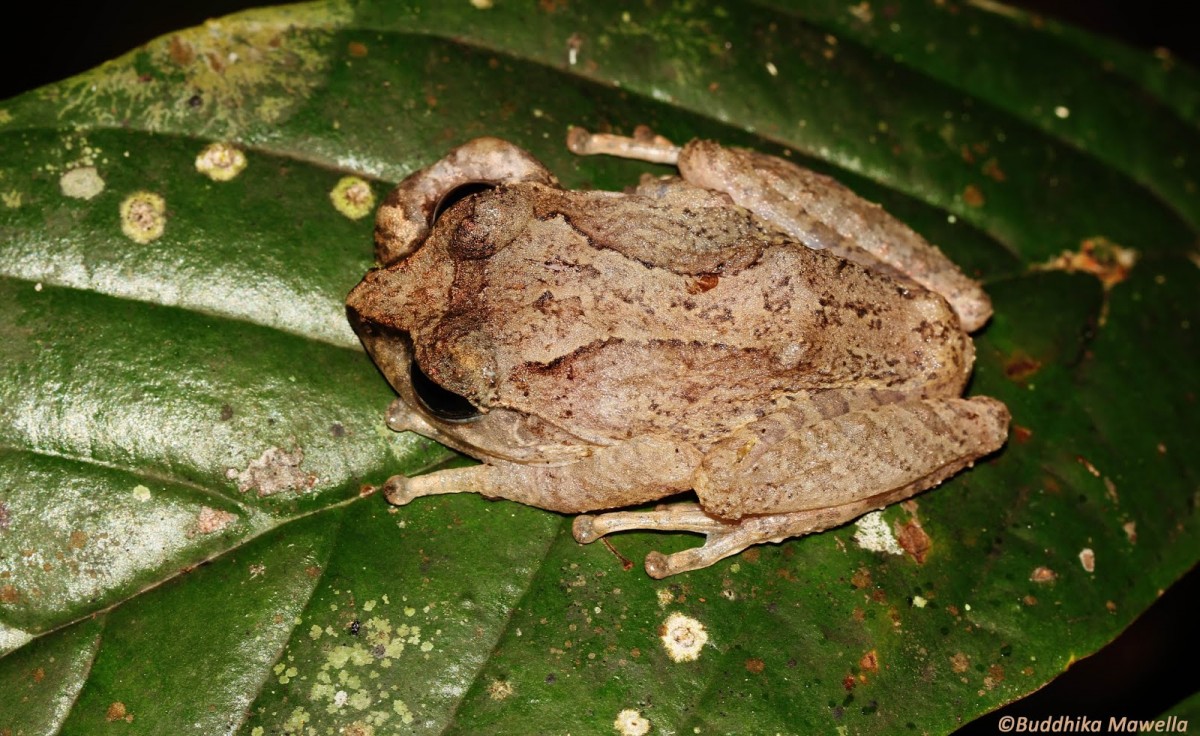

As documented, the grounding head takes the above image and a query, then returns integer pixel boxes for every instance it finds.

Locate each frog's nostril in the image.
[432,181,495,224]
[410,360,482,422]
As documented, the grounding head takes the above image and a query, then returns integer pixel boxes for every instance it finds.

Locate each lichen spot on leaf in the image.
[853,510,904,555]
[226,445,316,496]
[614,709,651,736]
[194,506,238,535]
[660,611,708,662]
[195,142,248,181]
[1030,566,1057,583]
[1079,548,1096,573]
[119,191,166,243]
[330,176,375,220]
[45,7,341,135]
[488,679,514,701]
[59,166,105,200]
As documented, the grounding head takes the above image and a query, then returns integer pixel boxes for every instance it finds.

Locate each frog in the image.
[345,127,1010,578]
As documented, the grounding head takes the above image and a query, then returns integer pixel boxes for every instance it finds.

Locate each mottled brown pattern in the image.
[348,132,1010,577]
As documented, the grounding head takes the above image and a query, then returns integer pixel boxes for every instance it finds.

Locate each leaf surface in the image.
[1,1,1196,734]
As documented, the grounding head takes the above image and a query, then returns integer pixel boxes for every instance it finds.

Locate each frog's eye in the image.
[432,181,495,225]
[410,360,482,422]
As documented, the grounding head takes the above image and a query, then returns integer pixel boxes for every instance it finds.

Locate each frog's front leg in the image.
[374,137,559,266]
[381,435,702,514]
[575,396,1010,577]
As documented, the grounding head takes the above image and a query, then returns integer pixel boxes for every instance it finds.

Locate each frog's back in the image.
[422,184,972,445]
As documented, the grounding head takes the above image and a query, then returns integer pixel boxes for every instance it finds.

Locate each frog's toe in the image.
[643,545,730,578]
[381,475,418,506]
[644,551,672,579]
[572,515,601,543]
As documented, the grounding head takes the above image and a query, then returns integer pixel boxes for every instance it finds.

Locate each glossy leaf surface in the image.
[1,1,1196,733]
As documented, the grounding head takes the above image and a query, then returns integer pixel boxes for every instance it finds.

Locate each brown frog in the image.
[345,127,1010,578]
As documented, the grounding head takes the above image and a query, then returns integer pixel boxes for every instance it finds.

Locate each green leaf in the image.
[1161,690,1200,723]
[1,1,1196,734]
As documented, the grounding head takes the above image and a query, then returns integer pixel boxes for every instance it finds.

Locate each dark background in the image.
[0,0,1197,101]
[1,0,1196,730]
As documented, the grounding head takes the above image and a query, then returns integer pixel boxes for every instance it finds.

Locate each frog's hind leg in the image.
[574,492,924,579]
[567,125,992,331]
[673,140,994,331]
[696,397,1010,519]
[575,396,1011,578]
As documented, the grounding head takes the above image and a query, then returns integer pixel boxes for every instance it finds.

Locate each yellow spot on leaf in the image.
[393,699,414,724]
[195,142,247,181]
[330,176,375,220]
[119,191,167,244]
[488,679,514,700]
[283,707,310,733]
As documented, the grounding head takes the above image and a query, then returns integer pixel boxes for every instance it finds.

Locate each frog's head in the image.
[347,185,596,466]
